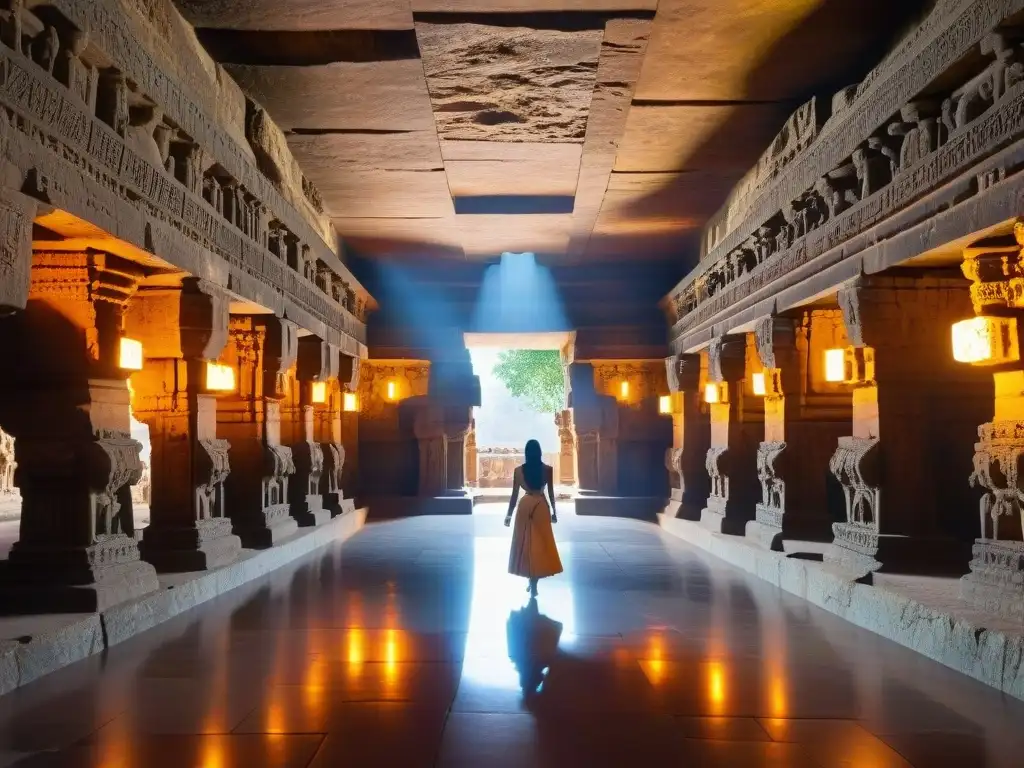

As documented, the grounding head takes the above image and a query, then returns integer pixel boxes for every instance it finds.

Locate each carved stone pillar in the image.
[569,363,619,494]
[826,276,990,574]
[745,317,802,549]
[0,251,159,611]
[218,316,299,548]
[283,335,335,527]
[959,231,1024,614]
[700,336,759,535]
[555,410,576,486]
[663,353,710,520]
[126,279,242,572]
[465,420,478,488]
[422,354,480,497]
[0,188,35,315]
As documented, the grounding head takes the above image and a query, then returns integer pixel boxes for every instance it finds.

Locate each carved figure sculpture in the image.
[756,441,787,512]
[180,143,205,195]
[195,438,230,522]
[262,444,295,509]
[1,0,24,55]
[665,447,683,491]
[852,142,891,199]
[0,427,16,495]
[32,25,58,74]
[97,71,129,137]
[153,124,174,175]
[969,421,1024,540]
[705,446,730,501]
[829,436,881,527]
[88,432,143,541]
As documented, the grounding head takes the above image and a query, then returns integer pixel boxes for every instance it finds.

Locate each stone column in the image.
[425,355,480,496]
[745,314,851,551]
[0,251,159,612]
[826,276,990,574]
[218,316,299,548]
[700,335,760,535]
[663,352,711,520]
[284,335,335,527]
[465,420,478,488]
[126,278,242,572]
[958,233,1024,614]
[555,410,576,486]
[569,363,618,494]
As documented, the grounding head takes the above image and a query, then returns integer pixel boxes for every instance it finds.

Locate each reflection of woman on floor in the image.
[507,598,563,702]
[505,439,563,597]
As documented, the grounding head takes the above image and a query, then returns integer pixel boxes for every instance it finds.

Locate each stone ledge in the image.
[658,514,1024,702]
[0,507,366,697]
[575,496,664,521]
[363,496,473,519]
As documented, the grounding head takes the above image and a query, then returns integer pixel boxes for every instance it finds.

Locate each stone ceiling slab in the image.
[416,22,602,143]
[333,217,464,258]
[613,103,789,173]
[412,1,657,9]
[226,62,436,132]
[457,214,574,258]
[442,142,582,197]
[176,0,414,31]
[634,0,930,102]
[315,170,455,218]
[289,131,443,172]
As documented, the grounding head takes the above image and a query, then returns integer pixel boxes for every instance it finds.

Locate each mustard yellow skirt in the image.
[508,494,563,579]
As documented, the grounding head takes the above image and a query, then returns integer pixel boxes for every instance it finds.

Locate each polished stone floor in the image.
[1,504,1022,767]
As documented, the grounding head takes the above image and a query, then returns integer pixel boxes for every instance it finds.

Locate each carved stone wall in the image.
[0,0,371,354]
[670,2,1024,345]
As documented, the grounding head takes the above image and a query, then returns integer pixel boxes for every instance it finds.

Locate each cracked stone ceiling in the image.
[178,0,930,267]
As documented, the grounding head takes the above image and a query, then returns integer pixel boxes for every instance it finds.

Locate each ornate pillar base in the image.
[0,544,160,614]
[826,523,970,575]
[140,517,240,573]
[961,540,1024,618]
[225,438,298,549]
[289,441,329,527]
[321,441,354,517]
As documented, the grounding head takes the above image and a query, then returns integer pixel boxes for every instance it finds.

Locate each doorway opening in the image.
[465,332,577,507]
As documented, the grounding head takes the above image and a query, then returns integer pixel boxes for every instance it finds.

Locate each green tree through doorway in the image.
[492,350,565,413]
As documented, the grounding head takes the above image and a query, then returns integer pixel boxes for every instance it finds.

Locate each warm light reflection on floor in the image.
[707,660,726,715]
[461,537,575,690]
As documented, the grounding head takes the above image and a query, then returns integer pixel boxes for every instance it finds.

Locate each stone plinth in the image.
[961,539,1024,618]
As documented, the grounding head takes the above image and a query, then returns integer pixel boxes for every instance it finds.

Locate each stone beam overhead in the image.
[177,1,415,31]
[667,1,1024,349]
[11,0,376,341]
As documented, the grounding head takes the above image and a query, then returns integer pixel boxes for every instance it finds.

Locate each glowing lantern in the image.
[118,337,143,371]
[950,316,1019,365]
[658,395,672,414]
[752,372,766,396]
[311,381,327,404]
[205,362,235,392]
[343,392,358,412]
[704,383,720,404]
[824,348,846,383]
[619,380,629,399]
[386,380,397,400]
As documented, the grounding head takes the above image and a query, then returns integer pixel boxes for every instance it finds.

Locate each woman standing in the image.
[505,439,563,596]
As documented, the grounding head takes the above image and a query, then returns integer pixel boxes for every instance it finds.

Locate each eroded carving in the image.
[829,436,881,528]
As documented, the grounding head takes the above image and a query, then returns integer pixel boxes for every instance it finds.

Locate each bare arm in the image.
[546,466,558,523]
[505,470,521,525]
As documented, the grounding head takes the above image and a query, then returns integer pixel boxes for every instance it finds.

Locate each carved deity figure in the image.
[32,25,58,75]
[969,422,1024,541]
[705,447,730,500]
[180,144,205,195]
[1,0,24,55]
[0,427,16,495]
[262,444,295,509]
[829,437,880,527]
[888,102,939,172]
[127,105,165,170]
[152,124,174,175]
[56,30,98,111]
[852,142,891,200]
[97,71,129,137]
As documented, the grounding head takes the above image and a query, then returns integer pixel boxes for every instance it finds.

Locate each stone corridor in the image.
[0,505,1019,768]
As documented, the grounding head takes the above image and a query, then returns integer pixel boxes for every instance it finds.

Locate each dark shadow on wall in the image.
[626,0,939,273]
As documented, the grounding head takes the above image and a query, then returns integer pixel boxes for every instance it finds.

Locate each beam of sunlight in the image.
[460,537,575,690]
[472,253,569,334]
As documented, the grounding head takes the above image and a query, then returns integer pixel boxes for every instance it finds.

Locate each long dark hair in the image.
[523,439,544,490]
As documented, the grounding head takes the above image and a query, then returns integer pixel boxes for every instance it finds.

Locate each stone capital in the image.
[707,336,746,383]
[666,353,701,394]
[297,336,339,382]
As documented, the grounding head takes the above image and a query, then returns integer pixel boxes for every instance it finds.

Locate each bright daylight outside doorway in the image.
[465,333,576,507]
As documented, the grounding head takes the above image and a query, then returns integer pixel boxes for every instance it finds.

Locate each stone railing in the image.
[0,0,372,350]
[477,448,559,488]
[667,0,1024,344]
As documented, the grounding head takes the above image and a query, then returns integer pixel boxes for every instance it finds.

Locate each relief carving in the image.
[262,443,294,509]
[195,437,230,522]
[969,420,1024,541]
[756,440,788,514]
[705,446,729,502]
[829,436,881,528]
